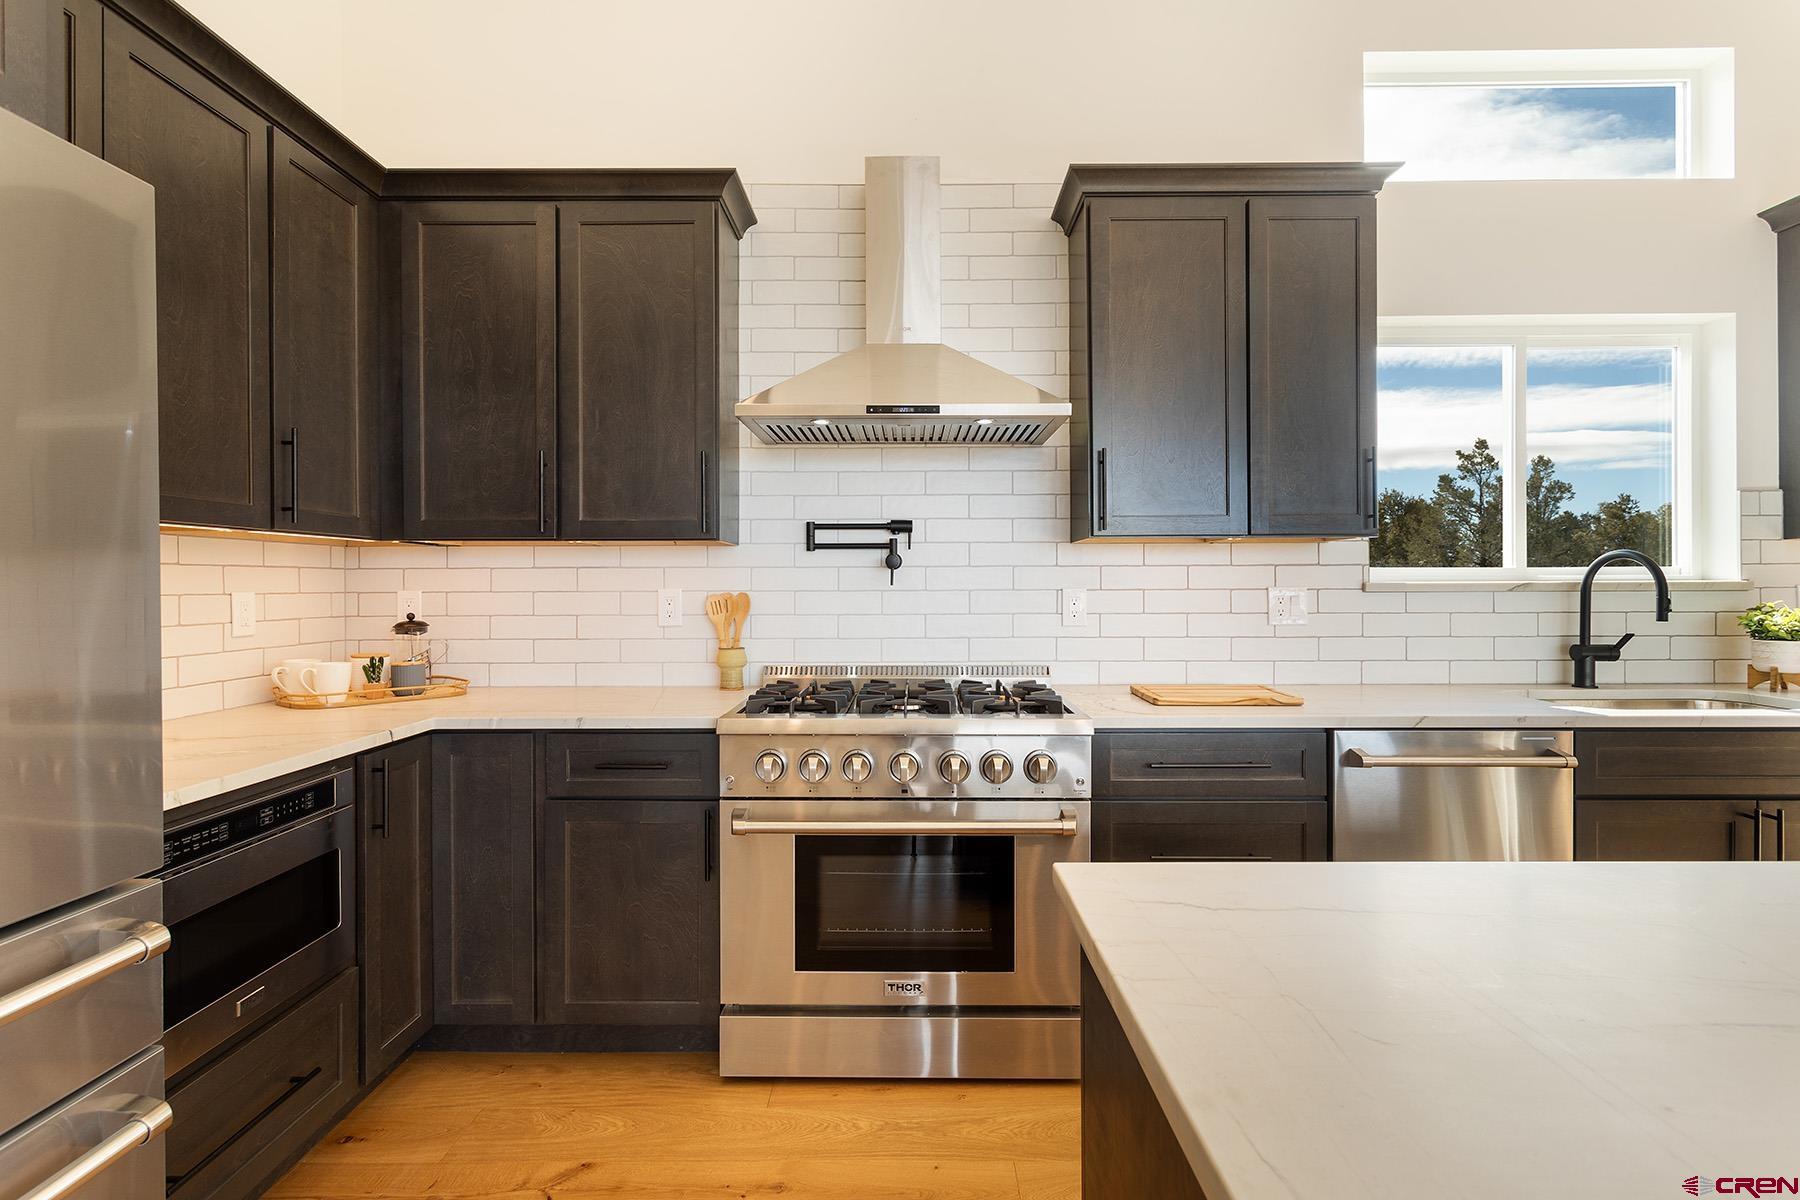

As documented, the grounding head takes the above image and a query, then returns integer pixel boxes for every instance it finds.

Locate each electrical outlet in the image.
[230,591,256,637]
[1268,587,1308,626]
[1061,588,1088,628]
[657,589,683,628]
[396,590,424,621]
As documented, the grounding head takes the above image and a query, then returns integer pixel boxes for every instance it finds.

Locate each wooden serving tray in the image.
[1129,684,1304,707]
[273,676,470,709]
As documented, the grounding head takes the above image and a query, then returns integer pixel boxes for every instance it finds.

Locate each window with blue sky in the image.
[1374,335,1679,572]
[1366,83,1684,180]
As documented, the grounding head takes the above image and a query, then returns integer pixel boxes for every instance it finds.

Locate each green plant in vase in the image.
[1739,603,1800,675]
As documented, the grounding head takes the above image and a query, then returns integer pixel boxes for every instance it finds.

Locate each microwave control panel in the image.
[163,777,335,870]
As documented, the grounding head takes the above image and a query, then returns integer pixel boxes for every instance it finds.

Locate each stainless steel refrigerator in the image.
[0,107,170,1198]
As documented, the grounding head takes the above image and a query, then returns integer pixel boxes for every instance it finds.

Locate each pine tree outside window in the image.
[1372,326,1691,578]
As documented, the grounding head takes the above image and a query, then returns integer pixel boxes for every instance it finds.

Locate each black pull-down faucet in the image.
[1569,548,1673,688]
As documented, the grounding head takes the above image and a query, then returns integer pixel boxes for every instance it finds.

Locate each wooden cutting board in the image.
[1129,684,1304,707]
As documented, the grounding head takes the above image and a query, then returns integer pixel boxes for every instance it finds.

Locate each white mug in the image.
[309,661,354,704]
[270,658,322,695]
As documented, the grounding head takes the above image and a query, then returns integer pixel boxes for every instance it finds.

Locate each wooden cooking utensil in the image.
[704,593,733,646]
[729,592,751,648]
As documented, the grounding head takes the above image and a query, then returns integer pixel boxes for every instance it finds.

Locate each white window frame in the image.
[1362,48,1734,180]
[1371,320,1697,583]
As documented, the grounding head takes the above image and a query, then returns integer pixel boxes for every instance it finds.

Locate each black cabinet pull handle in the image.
[537,449,548,535]
[704,807,715,882]
[166,1066,322,1191]
[1760,807,1787,860]
[1151,854,1275,862]
[1363,447,1377,524]
[1737,809,1761,860]
[591,760,672,772]
[1096,448,1108,531]
[280,427,299,521]
[369,764,387,835]
[1145,761,1275,771]
[700,450,710,535]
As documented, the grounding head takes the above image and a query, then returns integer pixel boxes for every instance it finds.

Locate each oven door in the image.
[720,798,1089,1009]
[159,801,355,1076]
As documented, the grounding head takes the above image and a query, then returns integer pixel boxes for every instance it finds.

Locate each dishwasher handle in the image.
[1344,748,1578,770]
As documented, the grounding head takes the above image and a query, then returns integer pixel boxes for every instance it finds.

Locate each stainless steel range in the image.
[717,666,1091,1080]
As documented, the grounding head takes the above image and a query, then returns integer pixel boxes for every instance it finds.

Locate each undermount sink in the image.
[1540,696,1788,712]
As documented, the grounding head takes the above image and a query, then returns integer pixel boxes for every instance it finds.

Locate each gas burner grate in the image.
[956,679,1068,716]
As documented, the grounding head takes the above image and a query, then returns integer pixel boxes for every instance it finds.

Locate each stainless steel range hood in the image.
[735,156,1070,447]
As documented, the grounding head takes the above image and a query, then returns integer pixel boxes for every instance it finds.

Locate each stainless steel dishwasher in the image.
[1331,731,1576,861]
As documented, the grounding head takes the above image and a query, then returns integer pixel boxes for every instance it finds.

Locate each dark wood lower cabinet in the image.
[165,968,360,1200]
[1081,955,1207,1200]
[431,733,535,1024]
[0,0,63,136]
[1575,798,1797,861]
[538,798,719,1031]
[1096,799,1329,863]
[359,737,432,1083]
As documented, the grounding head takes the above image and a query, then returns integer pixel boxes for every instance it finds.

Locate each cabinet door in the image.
[399,202,557,539]
[103,12,272,529]
[62,0,100,153]
[431,734,535,1024]
[1247,195,1376,537]
[559,202,718,540]
[0,0,63,136]
[1574,799,1757,861]
[539,799,718,1027]
[1096,800,1329,863]
[272,131,379,538]
[359,737,432,1082]
[1085,196,1247,537]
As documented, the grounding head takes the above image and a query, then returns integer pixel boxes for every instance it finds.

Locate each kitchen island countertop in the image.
[1054,860,1800,1200]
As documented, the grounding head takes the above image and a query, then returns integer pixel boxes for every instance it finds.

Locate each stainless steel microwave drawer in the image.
[544,732,718,798]
[1093,731,1329,798]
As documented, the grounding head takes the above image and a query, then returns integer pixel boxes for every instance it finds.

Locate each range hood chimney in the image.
[735,156,1070,447]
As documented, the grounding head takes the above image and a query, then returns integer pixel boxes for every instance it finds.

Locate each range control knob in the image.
[939,752,971,784]
[889,751,921,783]
[842,751,873,783]
[798,750,830,784]
[754,751,786,783]
[980,751,1014,784]
[1024,751,1058,784]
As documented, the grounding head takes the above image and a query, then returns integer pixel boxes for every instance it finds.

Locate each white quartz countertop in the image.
[1061,683,1800,729]
[163,687,748,811]
[163,683,1800,812]
[1054,861,1800,1200]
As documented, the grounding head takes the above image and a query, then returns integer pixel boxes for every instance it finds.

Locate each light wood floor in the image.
[267,1052,1080,1200]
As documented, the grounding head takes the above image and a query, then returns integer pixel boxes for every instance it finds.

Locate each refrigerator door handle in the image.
[0,921,171,1029]
[15,1096,172,1200]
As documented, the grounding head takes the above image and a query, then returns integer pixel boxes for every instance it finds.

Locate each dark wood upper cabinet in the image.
[538,798,719,1028]
[1056,164,1394,542]
[1761,196,1800,537]
[1248,194,1377,537]
[1078,196,1246,538]
[359,737,432,1083]
[431,733,535,1024]
[272,130,379,537]
[398,201,558,540]
[102,10,271,529]
[558,201,727,540]
[0,0,63,136]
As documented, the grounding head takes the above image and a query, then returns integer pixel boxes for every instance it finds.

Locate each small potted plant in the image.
[1738,602,1800,673]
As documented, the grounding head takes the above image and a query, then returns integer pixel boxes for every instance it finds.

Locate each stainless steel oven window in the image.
[792,835,1016,973]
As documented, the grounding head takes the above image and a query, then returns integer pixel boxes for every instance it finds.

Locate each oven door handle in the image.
[728,808,1080,837]
[0,922,171,1030]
